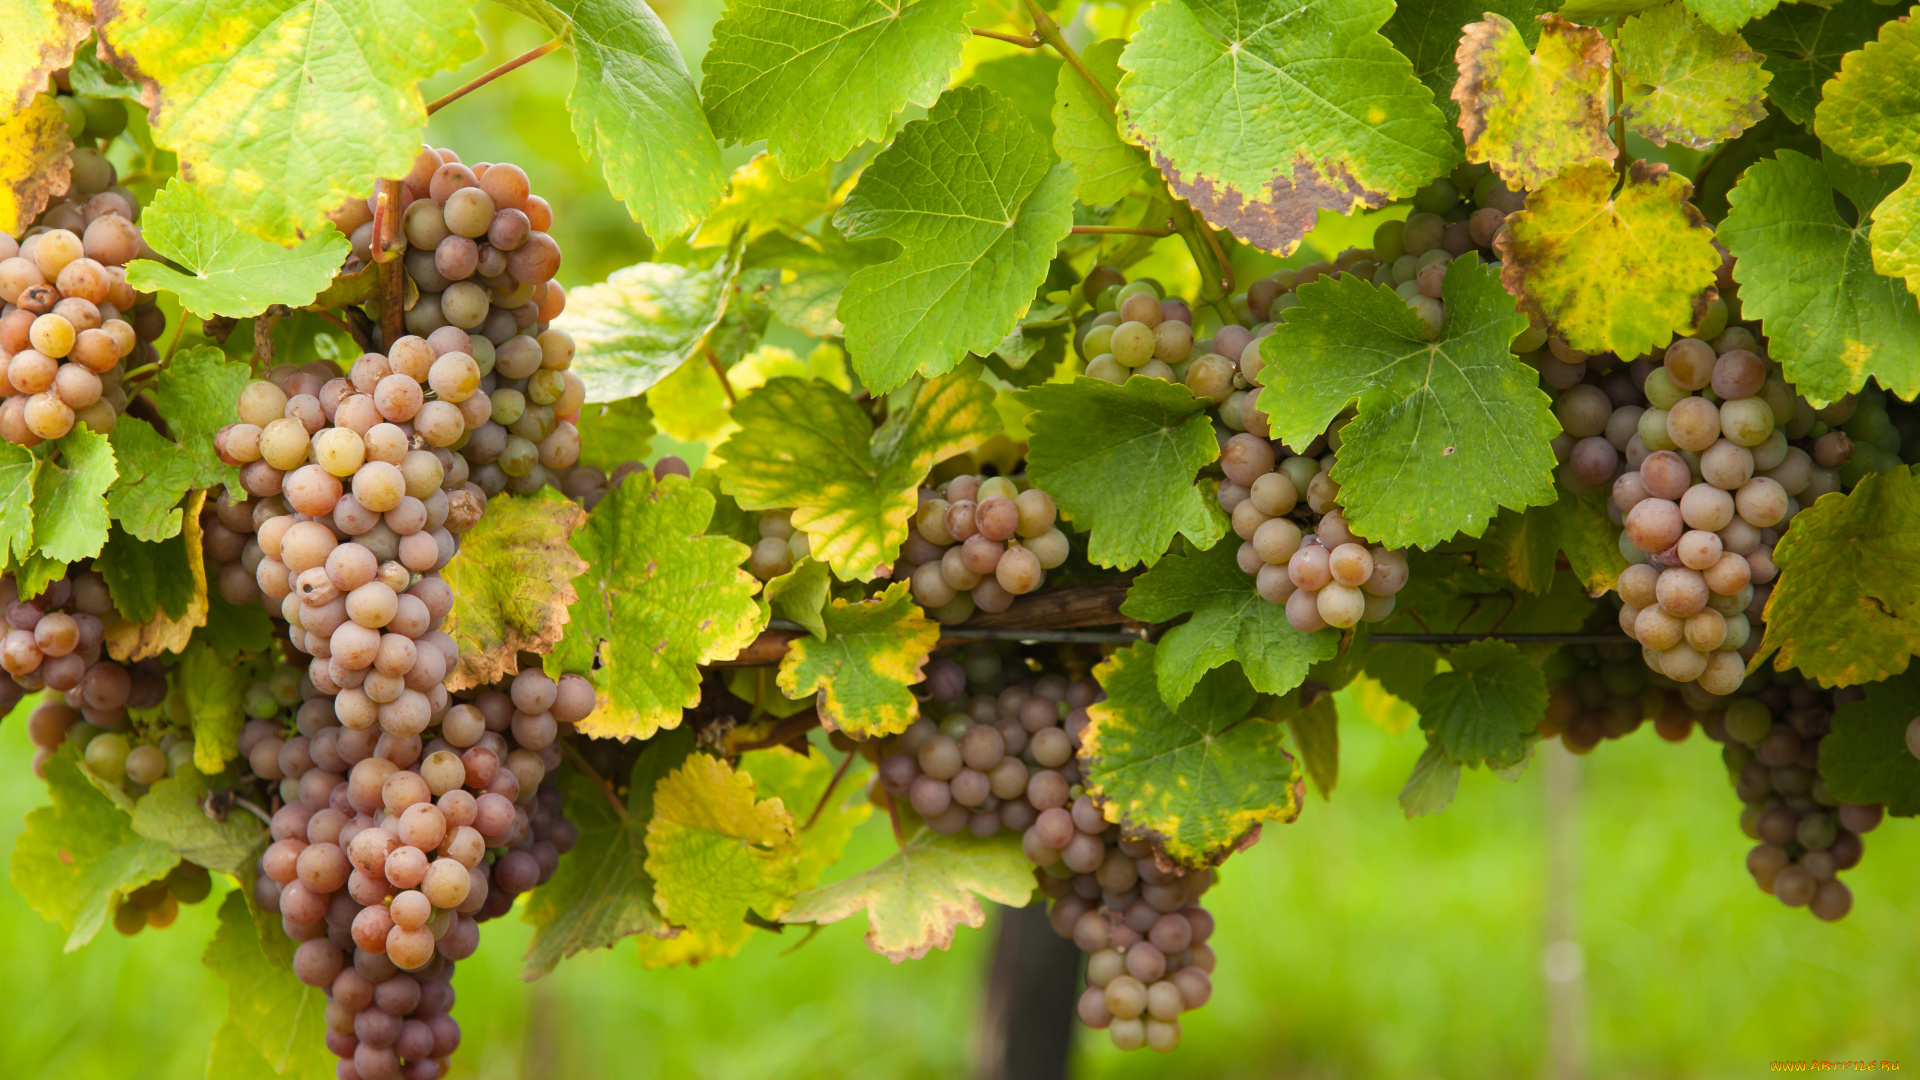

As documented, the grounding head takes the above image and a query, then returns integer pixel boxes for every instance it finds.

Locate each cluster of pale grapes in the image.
[900,474,1069,624]
[872,649,1216,1051]
[0,569,166,771]
[743,508,811,582]
[1074,269,1195,384]
[254,667,594,1080]
[1540,641,1704,754]
[0,93,160,445]
[111,863,213,936]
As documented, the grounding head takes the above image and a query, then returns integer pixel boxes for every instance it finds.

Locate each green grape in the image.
[1115,280,1160,304]
[82,97,127,139]
[1412,177,1458,214]
[1642,369,1688,410]
[1095,283,1123,313]
[1720,397,1776,447]
[1511,322,1548,353]
[1373,219,1406,263]
[268,666,302,706]
[85,732,131,781]
[244,682,278,719]
[499,434,539,477]
[527,368,567,406]
[1109,322,1156,368]
[58,96,86,138]
[1690,295,1729,341]
[490,387,527,427]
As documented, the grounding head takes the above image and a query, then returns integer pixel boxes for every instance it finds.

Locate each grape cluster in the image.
[741,507,810,581]
[1539,640,1703,754]
[557,455,688,511]
[902,474,1068,624]
[0,569,165,770]
[0,94,161,445]
[255,668,594,1080]
[111,863,213,936]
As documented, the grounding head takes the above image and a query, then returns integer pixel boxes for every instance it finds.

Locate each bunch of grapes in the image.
[1074,273,1195,384]
[0,97,161,445]
[556,455,685,511]
[740,508,812,582]
[901,474,1069,624]
[1539,640,1702,754]
[0,568,168,769]
[111,863,213,936]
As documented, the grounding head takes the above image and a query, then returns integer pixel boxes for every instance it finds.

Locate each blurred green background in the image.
[14,4,1920,1078]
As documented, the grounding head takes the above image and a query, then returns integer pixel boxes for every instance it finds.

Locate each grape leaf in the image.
[717,369,997,580]
[441,487,588,692]
[1383,0,1557,137]
[701,0,973,179]
[834,84,1075,393]
[1398,741,1462,818]
[1616,2,1772,149]
[522,729,692,977]
[763,557,831,638]
[1261,258,1555,549]
[1414,638,1545,769]
[1813,15,1920,296]
[1746,0,1897,127]
[742,745,872,891]
[547,473,763,741]
[573,396,656,473]
[95,515,206,662]
[102,417,197,542]
[1819,670,1920,816]
[197,591,277,659]
[1496,159,1721,359]
[743,230,887,338]
[777,582,939,738]
[33,427,118,563]
[0,440,39,569]
[1477,481,1627,595]
[1081,642,1302,867]
[96,0,482,243]
[495,0,728,243]
[965,53,1057,142]
[151,345,250,495]
[124,178,349,318]
[1685,0,1789,36]
[131,766,267,879]
[645,752,799,933]
[202,889,330,1079]
[1274,687,1339,799]
[9,745,179,951]
[67,42,148,104]
[1116,0,1455,255]
[557,229,747,404]
[696,153,837,247]
[1721,149,1920,405]
[0,93,72,237]
[0,0,91,113]
[779,827,1033,962]
[1017,376,1222,570]
[1052,38,1152,207]
[1452,13,1615,191]
[1119,540,1339,706]
[1754,464,1920,686]
[180,637,251,773]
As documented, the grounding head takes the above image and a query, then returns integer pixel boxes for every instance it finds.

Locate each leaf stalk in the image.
[426,38,565,116]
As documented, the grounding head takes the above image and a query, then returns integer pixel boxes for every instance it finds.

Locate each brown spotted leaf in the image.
[440,488,588,691]
[0,0,92,114]
[0,93,74,235]
[1452,13,1615,191]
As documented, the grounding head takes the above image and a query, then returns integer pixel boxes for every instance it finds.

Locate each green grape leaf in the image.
[198,591,277,659]
[0,439,39,569]
[9,745,178,951]
[496,0,728,243]
[1415,638,1546,769]
[95,522,197,624]
[0,94,72,235]
[97,0,481,244]
[151,345,250,495]
[1754,464,1920,687]
[645,752,799,933]
[1478,481,1627,595]
[1081,642,1302,867]
[777,582,939,738]
[1452,13,1615,191]
[131,766,267,879]
[1116,0,1455,255]
[181,637,251,773]
[1053,38,1152,206]
[522,730,692,977]
[764,557,832,639]
[1399,741,1462,818]
[1721,149,1920,405]
[834,84,1075,393]
[441,487,589,692]
[68,42,148,104]
[1616,2,1772,149]
[547,473,764,741]
[1278,688,1340,799]
[124,179,349,319]
[1746,0,1896,127]
[560,229,748,404]
[701,0,973,179]
[1813,16,1920,296]
[741,745,872,892]
[1819,670,1920,815]
[1261,258,1555,549]
[697,153,836,247]
[202,890,330,1079]
[574,396,656,473]
[779,827,1033,962]
[0,1,91,114]
[1017,376,1222,570]
[102,417,196,543]
[1685,0,1789,36]
[1496,159,1721,358]
[963,52,1058,142]
[1119,540,1339,706]
[33,427,118,563]
[1383,0,1558,137]
[717,369,996,580]
[742,230,888,338]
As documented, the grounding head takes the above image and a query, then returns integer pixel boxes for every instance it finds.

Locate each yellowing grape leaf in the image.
[1754,464,1920,687]
[125,178,349,318]
[743,745,872,892]
[0,0,92,114]
[441,487,588,691]
[645,752,799,933]
[1081,642,1301,868]
[558,229,747,404]
[202,889,331,1080]
[1496,159,1721,358]
[779,827,1034,962]
[1819,670,1920,815]
[1116,0,1455,255]
[131,765,266,879]
[1052,38,1152,207]
[763,557,831,639]
[33,427,117,563]
[1478,481,1627,595]
[0,94,73,236]
[1452,13,1615,190]
[9,745,178,951]
[777,582,939,738]
[1814,16,1920,296]
[1415,638,1546,769]
[97,0,483,243]
[1384,0,1559,139]
[1616,2,1771,149]
[100,508,210,662]
[547,473,763,740]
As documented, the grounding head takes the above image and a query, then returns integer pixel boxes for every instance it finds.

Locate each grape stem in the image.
[228,796,274,827]
[882,787,905,849]
[560,739,628,819]
[1022,0,1113,110]
[802,749,857,831]
[971,27,1041,47]
[425,38,564,116]
[158,309,188,366]
[1070,225,1173,237]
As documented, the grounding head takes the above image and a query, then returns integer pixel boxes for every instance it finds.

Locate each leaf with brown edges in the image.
[441,488,588,691]
[1452,13,1615,190]
[0,94,74,235]
[0,1,92,114]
